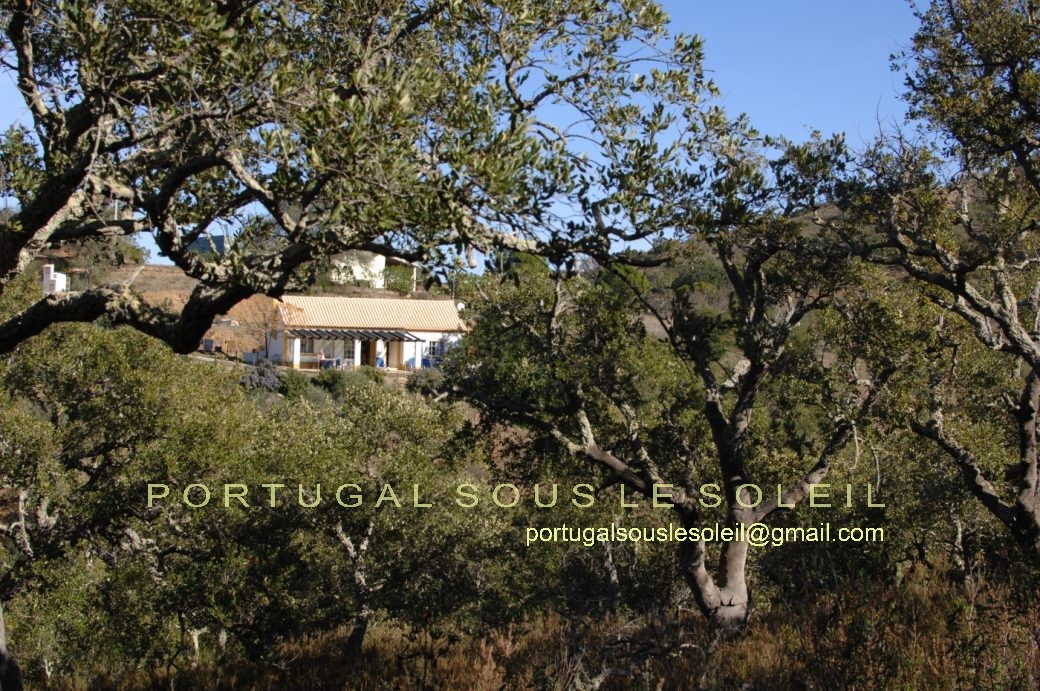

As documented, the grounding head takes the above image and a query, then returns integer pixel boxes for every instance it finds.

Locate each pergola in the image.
[287,328,421,342]
[285,327,424,369]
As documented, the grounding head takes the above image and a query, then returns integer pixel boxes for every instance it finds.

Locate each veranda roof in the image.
[286,328,422,342]
[278,295,465,332]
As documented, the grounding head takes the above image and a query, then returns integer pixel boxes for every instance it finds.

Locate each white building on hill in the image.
[267,295,465,370]
[329,251,418,290]
[41,264,68,294]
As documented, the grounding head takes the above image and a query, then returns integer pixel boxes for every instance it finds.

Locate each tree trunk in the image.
[601,539,621,612]
[676,506,751,635]
[1012,503,1040,556]
[345,614,369,663]
[706,523,751,634]
[333,519,374,665]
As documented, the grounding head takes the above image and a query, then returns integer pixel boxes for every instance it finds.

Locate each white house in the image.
[329,251,419,290]
[41,264,68,294]
[268,295,466,370]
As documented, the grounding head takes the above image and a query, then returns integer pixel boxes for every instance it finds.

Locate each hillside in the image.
[96,265,445,356]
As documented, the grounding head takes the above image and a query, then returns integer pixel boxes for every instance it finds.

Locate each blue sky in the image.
[667,1,920,145]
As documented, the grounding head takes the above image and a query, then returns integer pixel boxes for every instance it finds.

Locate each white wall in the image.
[329,251,387,288]
[268,330,285,363]
[41,264,68,294]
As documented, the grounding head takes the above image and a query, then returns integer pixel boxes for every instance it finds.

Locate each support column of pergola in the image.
[286,328,422,370]
[290,337,301,369]
[412,340,423,369]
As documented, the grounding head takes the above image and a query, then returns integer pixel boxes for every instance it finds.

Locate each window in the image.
[428,339,454,365]
[300,338,315,354]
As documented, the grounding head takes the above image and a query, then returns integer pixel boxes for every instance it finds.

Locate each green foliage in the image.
[593,263,651,309]
[383,264,416,294]
[278,369,311,399]
[46,561,1040,689]
[903,0,1040,166]
[485,251,552,285]
[0,0,712,355]
[3,4,1040,686]
[313,367,383,400]
[0,324,259,665]
[354,365,385,385]
[443,269,700,486]
[0,321,556,680]
[0,271,40,322]
[64,237,149,286]
[313,368,358,399]
[406,368,445,398]
[842,0,1040,557]
[0,126,41,203]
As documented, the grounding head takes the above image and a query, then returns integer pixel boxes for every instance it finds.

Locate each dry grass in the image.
[43,569,1040,690]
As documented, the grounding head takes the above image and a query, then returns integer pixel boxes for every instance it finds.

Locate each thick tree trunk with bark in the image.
[333,519,375,665]
[345,615,369,663]
[676,506,751,634]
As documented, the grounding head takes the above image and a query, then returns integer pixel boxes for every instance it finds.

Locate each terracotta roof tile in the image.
[278,295,465,332]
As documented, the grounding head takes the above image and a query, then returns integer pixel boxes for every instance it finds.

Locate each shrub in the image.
[301,383,332,407]
[240,360,281,391]
[383,264,416,294]
[278,369,311,399]
[313,368,352,399]
[311,368,377,400]
[354,365,385,384]
[406,368,444,398]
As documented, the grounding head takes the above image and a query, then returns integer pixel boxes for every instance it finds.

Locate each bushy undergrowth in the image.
[8,327,1039,691]
[44,568,1040,690]
[277,368,311,399]
[238,359,281,391]
[354,365,386,384]
[313,367,383,399]
[240,364,387,403]
[405,367,445,397]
